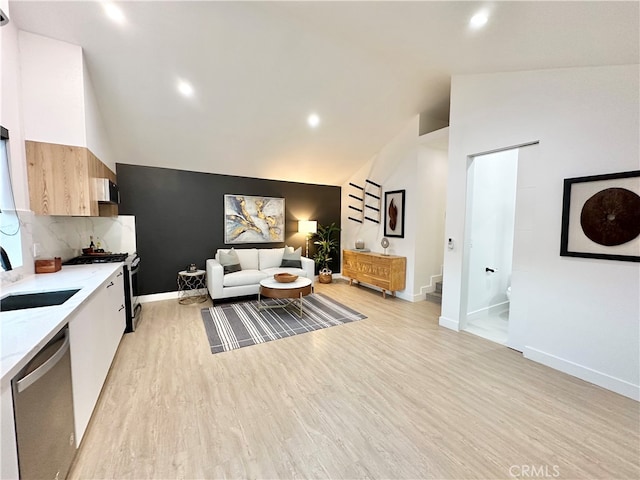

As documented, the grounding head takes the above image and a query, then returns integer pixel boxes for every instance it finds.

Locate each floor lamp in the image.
[298,220,317,258]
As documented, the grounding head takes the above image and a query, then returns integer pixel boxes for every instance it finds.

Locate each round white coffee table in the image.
[258,277,312,318]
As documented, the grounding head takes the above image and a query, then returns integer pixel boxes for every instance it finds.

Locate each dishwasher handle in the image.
[16,330,70,393]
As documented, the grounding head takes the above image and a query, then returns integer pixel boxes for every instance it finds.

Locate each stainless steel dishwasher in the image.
[12,326,76,480]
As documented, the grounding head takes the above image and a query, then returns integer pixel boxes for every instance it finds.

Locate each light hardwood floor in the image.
[69,280,640,479]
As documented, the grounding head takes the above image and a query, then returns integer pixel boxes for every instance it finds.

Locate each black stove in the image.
[63,253,129,265]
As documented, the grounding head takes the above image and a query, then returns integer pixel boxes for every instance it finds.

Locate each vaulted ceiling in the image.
[9,1,639,186]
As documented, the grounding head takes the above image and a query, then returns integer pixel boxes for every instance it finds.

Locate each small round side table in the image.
[177,269,207,304]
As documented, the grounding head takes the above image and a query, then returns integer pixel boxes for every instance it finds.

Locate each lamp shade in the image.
[298,220,317,235]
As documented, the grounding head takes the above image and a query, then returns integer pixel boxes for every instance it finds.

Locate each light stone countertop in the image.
[1,263,123,383]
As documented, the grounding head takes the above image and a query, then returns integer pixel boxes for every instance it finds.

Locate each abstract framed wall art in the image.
[384,189,405,238]
[224,195,285,244]
[560,170,640,262]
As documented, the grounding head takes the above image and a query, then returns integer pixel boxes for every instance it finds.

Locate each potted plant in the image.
[312,222,340,284]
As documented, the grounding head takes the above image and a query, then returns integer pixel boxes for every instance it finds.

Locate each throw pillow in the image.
[280,246,302,268]
[219,248,242,274]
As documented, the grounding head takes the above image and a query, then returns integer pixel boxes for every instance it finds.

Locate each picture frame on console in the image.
[560,170,640,262]
[384,189,405,238]
[224,194,285,244]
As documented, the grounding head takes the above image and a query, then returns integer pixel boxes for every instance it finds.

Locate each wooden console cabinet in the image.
[342,250,406,298]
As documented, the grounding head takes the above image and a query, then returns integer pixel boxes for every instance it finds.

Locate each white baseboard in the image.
[439,316,459,331]
[139,291,180,303]
[409,292,427,302]
[396,291,414,302]
[524,347,640,401]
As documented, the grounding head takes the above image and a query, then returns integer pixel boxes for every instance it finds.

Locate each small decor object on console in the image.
[380,237,390,255]
[274,273,298,283]
[187,263,198,273]
[353,239,370,252]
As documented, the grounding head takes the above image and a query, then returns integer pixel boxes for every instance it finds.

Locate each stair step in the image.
[425,291,442,305]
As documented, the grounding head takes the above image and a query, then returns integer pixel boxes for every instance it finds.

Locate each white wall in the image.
[341,117,448,301]
[415,143,447,295]
[19,31,115,170]
[83,59,115,170]
[19,31,86,147]
[341,117,419,300]
[441,65,640,400]
[0,3,35,288]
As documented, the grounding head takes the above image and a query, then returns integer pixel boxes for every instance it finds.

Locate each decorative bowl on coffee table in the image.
[274,273,298,283]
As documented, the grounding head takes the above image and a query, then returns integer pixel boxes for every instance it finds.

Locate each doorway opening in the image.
[461,147,519,345]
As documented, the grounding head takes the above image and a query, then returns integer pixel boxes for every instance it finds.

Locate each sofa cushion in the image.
[223,269,268,287]
[218,248,259,270]
[258,248,284,270]
[236,248,259,270]
[280,246,302,268]
[219,248,241,274]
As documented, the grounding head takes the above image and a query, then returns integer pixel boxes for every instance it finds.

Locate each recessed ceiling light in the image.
[469,11,489,29]
[307,113,320,128]
[177,80,194,98]
[102,2,125,25]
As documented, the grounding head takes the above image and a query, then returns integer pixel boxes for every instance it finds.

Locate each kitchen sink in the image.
[0,289,81,312]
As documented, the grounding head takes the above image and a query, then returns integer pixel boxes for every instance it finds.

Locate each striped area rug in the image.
[200,293,366,353]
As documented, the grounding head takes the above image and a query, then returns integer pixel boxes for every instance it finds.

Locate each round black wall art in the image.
[580,187,640,246]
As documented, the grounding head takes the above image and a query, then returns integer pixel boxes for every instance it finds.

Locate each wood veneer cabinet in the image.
[342,249,406,298]
[26,141,118,216]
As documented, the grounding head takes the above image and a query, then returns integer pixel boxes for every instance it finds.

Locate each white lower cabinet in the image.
[69,267,126,444]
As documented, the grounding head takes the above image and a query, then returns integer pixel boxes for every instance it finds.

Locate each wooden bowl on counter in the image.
[274,273,298,283]
[35,257,62,274]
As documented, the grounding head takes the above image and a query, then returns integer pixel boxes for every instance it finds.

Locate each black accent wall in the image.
[116,164,341,295]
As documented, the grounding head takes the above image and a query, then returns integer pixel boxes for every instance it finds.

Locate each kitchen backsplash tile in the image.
[32,215,137,261]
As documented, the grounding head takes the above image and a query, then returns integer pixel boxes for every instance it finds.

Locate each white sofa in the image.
[206,247,315,301]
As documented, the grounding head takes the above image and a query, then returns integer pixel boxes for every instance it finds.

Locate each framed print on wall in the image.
[384,189,405,238]
[224,194,285,244]
[560,170,640,262]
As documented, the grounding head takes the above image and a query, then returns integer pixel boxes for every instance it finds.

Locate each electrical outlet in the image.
[33,243,41,258]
